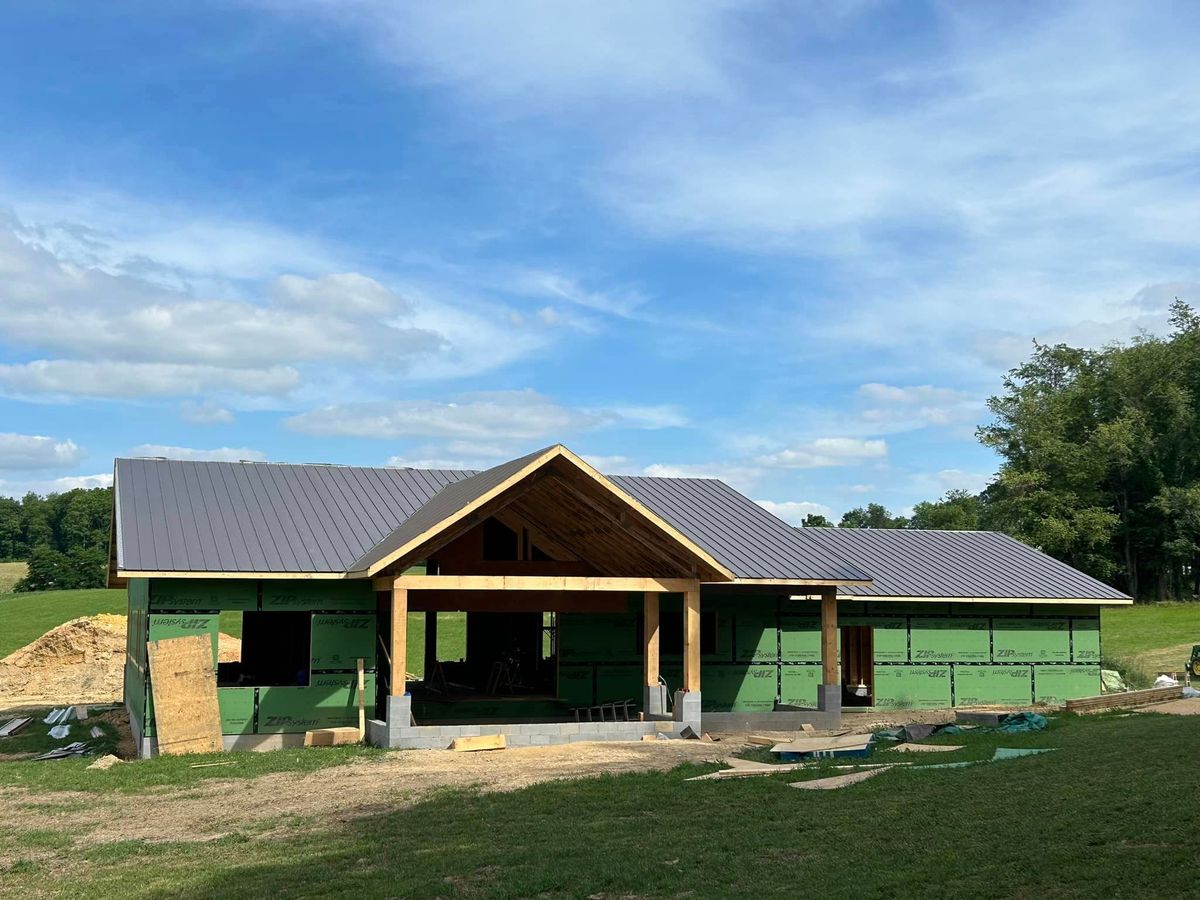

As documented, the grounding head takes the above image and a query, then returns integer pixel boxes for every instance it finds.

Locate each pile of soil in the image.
[0,615,240,708]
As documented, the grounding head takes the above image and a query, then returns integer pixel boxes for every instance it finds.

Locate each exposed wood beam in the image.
[644,591,660,689]
[377,574,699,592]
[683,586,700,693]
[391,586,408,698]
[820,589,838,686]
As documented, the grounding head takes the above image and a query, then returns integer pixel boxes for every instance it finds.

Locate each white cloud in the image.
[583,454,633,473]
[129,444,267,462]
[0,472,112,499]
[755,499,834,526]
[0,433,83,469]
[912,468,993,497]
[847,483,875,494]
[855,383,982,430]
[277,0,733,111]
[0,360,300,400]
[756,438,887,469]
[640,462,762,493]
[287,390,686,440]
[179,400,235,425]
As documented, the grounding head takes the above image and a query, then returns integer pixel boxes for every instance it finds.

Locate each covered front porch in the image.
[364,576,847,749]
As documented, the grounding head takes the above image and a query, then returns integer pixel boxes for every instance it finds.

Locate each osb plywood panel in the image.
[147,635,223,755]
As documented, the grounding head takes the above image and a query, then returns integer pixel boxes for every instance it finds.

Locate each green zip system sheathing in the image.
[558,595,1102,711]
[129,578,378,739]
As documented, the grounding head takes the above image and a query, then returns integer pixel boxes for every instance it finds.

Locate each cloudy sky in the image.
[1,1,1198,521]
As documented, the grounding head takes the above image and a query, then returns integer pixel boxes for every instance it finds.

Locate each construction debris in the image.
[189,761,237,769]
[0,716,32,737]
[890,743,964,753]
[87,754,122,770]
[43,707,73,725]
[0,614,240,706]
[147,635,223,756]
[789,765,895,791]
[90,725,105,739]
[1066,685,1184,714]
[34,742,90,760]
[450,734,506,752]
[49,724,71,740]
[770,734,874,760]
[304,726,361,747]
[746,735,777,746]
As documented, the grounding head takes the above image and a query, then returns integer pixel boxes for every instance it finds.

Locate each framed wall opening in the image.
[840,625,873,707]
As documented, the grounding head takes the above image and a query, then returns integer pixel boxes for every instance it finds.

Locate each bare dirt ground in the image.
[1141,697,1200,716]
[0,740,730,854]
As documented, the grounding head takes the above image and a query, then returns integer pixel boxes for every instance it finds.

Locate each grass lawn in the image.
[0,588,126,657]
[1102,602,1200,682]
[0,561,27,593]
[1,712,1198,897]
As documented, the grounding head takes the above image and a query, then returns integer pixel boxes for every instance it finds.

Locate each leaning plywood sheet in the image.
[147,635,222,756]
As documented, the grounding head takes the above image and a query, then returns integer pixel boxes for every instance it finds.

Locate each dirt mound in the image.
[0,615,240,707]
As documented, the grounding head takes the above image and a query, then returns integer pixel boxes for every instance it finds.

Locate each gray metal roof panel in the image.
[611,475,870,582]
[793,528,1129,600]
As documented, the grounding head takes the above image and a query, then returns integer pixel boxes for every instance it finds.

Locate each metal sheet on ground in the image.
[147,634,223,756]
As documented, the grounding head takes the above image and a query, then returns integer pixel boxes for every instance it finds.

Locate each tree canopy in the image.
[2,487,112,592]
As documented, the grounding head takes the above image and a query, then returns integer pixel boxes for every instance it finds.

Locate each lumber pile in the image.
[1065,685,1185,714]
[450,734,506,752]
[304,727,361,747]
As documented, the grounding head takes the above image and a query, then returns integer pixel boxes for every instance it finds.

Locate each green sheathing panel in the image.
[218,687,256,735]
[1071,615,1101,663]
[993,618,1071,662]
[780,665,822,708]
[734,611,778,662]
[310,614,375,670]
[151,579,256,610]
[703,664,777,712]
[261,580,374,611]
[911,617,990,662]
[559,613,637,663]
[1035,665,1100,704]
[148,613,219,662]
[258,673,376,733]
[780,616,822,662]
[874,666,952,709]
[954,665,1033,706]
[595,664,642,705]
[558,665,594,707]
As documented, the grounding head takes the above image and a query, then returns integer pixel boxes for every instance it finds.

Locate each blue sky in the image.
[1,1,1198,522]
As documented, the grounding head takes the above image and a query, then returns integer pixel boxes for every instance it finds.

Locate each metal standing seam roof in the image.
[792,527,1131,601]
[348,446,553,573]
[112,454,869,582]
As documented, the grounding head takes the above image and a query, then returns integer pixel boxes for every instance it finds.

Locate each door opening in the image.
[841,625,873,707]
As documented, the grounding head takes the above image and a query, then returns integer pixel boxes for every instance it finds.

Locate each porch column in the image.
[817,588,840,714]
[390,586,408,697]
[683,587,700,693]
[643,592,666,716]
[674,584,702,731]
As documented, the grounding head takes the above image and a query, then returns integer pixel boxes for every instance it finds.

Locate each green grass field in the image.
[1102,602,1200,683]
[0,561,27,593]
[1,712,1198,897]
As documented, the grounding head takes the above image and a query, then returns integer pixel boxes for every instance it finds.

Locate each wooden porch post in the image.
[391,586,408,696]
[683,585,701,693]
[643,591,660,688]
[820,588,838,687]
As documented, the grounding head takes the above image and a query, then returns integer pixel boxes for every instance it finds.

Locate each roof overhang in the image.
[824,594,1133,606]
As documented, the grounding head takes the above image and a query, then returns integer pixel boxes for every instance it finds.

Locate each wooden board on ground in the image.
[890,743,963,753]
[747,735,779,746]
[789,765,894,791]
[450,734,506,752]
[1065,685,1184,714]
[0,716,32,737]
[304,726,362,747]
[146,635,223,756]
[769,734,872,755]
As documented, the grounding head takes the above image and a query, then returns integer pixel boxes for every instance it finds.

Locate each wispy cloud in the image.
[129,444,268,462]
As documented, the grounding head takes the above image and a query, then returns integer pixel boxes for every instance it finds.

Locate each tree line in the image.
[808,301,1200,602]
[0,487,112,592]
